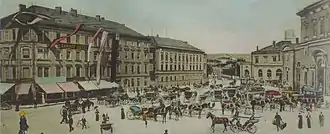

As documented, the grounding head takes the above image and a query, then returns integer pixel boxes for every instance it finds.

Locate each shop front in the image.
[37,83,65,103]
[57,82,81,100]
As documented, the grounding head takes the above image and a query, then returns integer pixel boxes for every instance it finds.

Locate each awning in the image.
[93,80,117,89]
[0,83,15,94]
[77,81,100,91]
[38,83,64,94]
[57,82,81,92]
[15,83,31,95]
[302,87,319,92]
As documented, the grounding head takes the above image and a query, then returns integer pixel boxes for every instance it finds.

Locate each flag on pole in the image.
[96,31,108,85]
[87,28,103,62]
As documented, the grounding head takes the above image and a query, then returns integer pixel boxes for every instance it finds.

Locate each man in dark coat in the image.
[298,113,303,129]
[274,112,282,131]
[19,115,29,133]
[68,116,74,132]
[121,107,125,119]
[60,106,68,124]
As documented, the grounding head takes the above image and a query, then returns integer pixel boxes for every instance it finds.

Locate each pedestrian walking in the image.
[19,115,29,134]
[68,116,74,132]
[273,112,282,132]
[95,108,100,121]
[319,112,324,127]
[121,107,125,119]
[164,129,168,134]
[60,106,68,124]
[142,112,148,128]
[298,113,303,129]
[81,116,87,129]
[306,112,312,128]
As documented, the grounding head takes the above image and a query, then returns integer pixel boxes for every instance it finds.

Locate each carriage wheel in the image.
[247,125,257,134]
[126,111,134,120]
[230,125,239,133]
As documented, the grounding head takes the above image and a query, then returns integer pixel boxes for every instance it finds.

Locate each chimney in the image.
[70,8,77,16]
[156,34,159,37]
[55,6,62,14]
[256,46,259,51]
[96,15,101,21]
[19,4,26,11]
[273,41,276,47]
[295,38,299,44]
[101,17,105,20]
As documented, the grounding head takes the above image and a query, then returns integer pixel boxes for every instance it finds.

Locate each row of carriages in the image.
[0,80,118,109]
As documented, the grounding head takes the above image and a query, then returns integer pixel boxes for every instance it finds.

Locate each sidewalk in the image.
[19,102,65,109]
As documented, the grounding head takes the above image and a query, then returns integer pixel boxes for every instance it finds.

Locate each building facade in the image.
[151,36,207,87]
[250,41,293,85]
[289,0,330,95]
[0,5,152,91]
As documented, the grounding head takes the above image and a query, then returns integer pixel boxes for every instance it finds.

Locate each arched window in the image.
[267,69,272,78]
[276,69,282,80]
[244,70,250,77]
[258,69,263,77]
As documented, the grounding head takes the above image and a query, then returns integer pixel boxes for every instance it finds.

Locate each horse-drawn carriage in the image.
[184,90,197,102]
[69,101,82,114]
[141,92,157,103]
[213,89,222,102]
[100,122,113,134]
[126,105,162,120]
[105,96,120,108]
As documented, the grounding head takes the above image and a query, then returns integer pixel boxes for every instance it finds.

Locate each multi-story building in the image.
[150,35,207,87]
[287,0,330,95]
[250,41,294,85]
[0,5,152,91]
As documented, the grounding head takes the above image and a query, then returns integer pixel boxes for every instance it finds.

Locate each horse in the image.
[166,105,180,120]
[83,99,94,111]
[206,112,229,133]
[152,106,167,122]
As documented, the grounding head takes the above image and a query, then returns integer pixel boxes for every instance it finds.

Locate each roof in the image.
[1,5,145,38]
[151,36,204,53]
[251,41,292,54]
[297,0,328,17]
[15,83,31,95]
[0,83,15,94]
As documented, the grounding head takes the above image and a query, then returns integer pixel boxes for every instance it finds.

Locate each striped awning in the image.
[0,83,15,94]
[38,83,64,94]
[77,81,99,91]
[15,83,31,95]
[57,82,81,92]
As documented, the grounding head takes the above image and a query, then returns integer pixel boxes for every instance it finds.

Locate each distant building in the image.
[284,29,297,43]
[150,35,207,87]
[250,41,294,85]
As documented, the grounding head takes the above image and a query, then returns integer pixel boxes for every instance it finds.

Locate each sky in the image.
[0,0,320,54]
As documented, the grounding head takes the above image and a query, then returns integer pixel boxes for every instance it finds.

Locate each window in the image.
[267,69,272,78]
[85,36,89,44]
[67,34,71,43]
[137,78,140,86]
[320,17,325,35]
[22,48,30,58]
[66,66,71,77]
[56,32,60,39]
[161,64,163,70]
[37,67,42,77]
[76,35,80,44]
[178,54,181,61]
[161,77,163,82]
[4,30,9,41]
[278,55,281,61]
[44,67,49,77]
[311,70,315,86]
[137,52,140,59]
[258,69,263,77]
[255,56,259,63]
[125,51,128,59]
[276,69,282,80]
[272,56,276,62]
[76,51,80,60]
[12,29,16,40]
[304,71,308,85]
[66,51,71,60]
[137,65,140,74]
[166,76,168,82]
[165,53,168,61]
[23,67,30,78]
[145,53,148,60]
[131,65,134,73]
[165,65,168,70]
[144,80,147,86]
[93,52,97,61]
[182,76,184,80]
[56,66,61,77]
[131,52,134,59]
[170,65,172,71]
[312,19,317,36]
[145,64,147,72]
[12,67,16,79]
[76,66,81,77]
[0,30,2,41]
[125,65,128,73]
[131,78,134,87]
[37,48,44,59]
[178,65,181,70]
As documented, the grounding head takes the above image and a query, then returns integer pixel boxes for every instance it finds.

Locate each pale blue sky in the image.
[0,0,319,53]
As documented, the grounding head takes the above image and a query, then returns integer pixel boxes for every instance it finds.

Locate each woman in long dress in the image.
[298,113,303,129]
[306,112,311,128]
